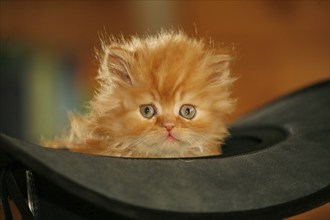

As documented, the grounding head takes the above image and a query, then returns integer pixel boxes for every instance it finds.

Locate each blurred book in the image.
[0,39,81,143]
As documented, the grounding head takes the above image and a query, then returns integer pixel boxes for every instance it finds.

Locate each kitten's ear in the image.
[209,54,235,86]
[101,47,133,86]
[213,54,232,74]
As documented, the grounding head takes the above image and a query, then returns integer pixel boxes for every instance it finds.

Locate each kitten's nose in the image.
[163,123,175,132]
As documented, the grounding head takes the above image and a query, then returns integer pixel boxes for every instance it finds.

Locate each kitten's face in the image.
[88,32,235,158]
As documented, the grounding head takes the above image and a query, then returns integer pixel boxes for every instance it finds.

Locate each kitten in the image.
[44,30,236,158]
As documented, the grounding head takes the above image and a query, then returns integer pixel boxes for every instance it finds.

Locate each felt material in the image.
[0,80,329,219]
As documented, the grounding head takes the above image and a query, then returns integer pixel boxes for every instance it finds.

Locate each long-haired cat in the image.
[44,30,236,158]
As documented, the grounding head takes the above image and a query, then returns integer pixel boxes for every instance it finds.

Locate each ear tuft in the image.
[99,47,133,86]
[207,54,236,87]
[213,54,232,74]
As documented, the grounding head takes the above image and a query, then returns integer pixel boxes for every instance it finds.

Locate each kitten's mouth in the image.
[166,133,178,141]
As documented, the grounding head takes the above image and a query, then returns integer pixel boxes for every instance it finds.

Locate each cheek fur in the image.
[177,113,211,132]
[120,111,157,136]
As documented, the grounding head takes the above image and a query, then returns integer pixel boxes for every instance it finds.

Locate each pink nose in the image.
[163,123,175,132]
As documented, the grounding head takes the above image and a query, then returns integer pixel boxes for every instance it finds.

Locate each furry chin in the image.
[96,132,222,158]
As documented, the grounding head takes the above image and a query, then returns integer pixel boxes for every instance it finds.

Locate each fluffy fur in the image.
[44,30,236,158]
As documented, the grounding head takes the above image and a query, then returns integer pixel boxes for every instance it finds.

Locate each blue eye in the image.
[140,104,156,119]
[179,104,196,119]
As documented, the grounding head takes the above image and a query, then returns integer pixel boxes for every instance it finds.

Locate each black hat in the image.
[1,80,329,220]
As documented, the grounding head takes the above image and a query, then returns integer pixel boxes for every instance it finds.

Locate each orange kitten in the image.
[44,30,236,158]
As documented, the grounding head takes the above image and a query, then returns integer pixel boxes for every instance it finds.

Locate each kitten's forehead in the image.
[134,51,208,97]
[141,87,194,108]
[121,33,232,111]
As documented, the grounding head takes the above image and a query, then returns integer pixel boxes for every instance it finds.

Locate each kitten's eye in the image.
[179,104,196,120]
[140,104,156,119]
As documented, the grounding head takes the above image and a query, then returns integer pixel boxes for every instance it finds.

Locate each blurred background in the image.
[0,1,329,219]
